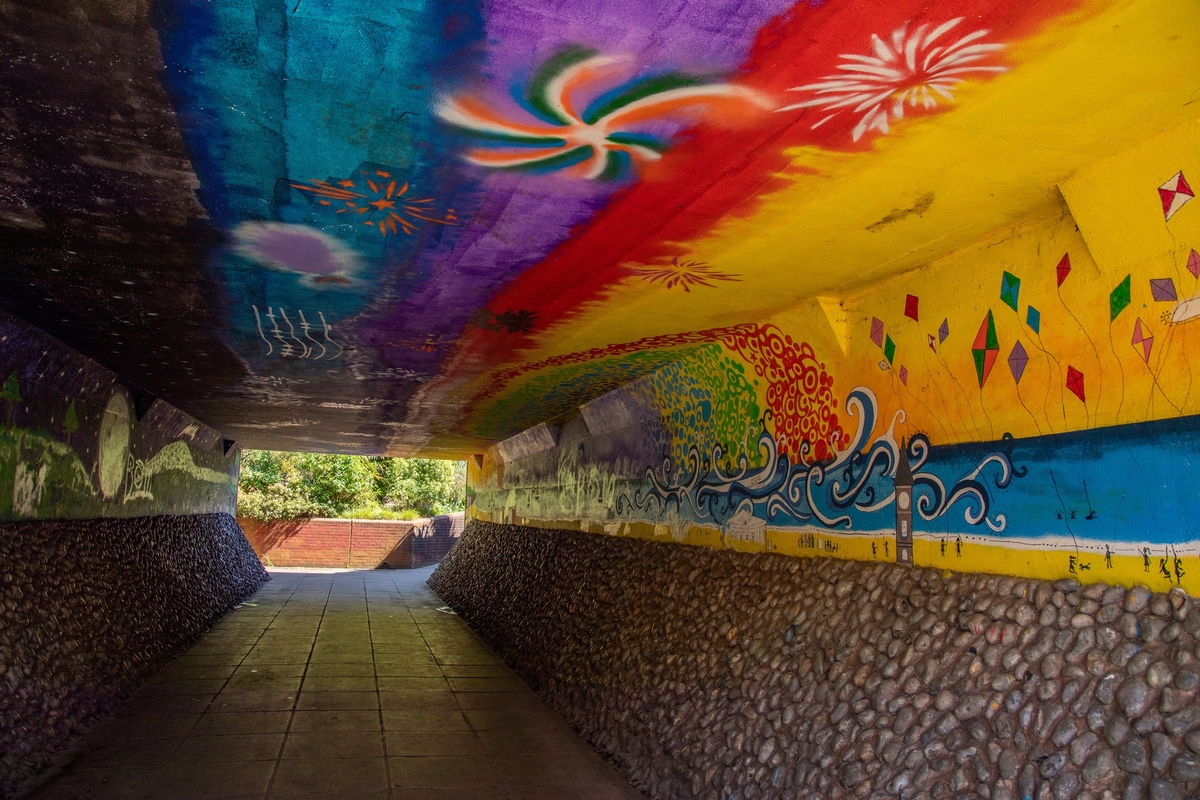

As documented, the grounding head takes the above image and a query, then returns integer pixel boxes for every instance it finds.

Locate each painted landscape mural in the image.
[2,0,1199,581]
[0,310,238,521]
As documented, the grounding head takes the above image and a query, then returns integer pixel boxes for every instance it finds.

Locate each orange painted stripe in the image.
[557,64,606,123]
[451,96,566,137]
[466,145,574,167]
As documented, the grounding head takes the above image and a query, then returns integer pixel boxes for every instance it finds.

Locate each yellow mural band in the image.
[470,503,1200,596]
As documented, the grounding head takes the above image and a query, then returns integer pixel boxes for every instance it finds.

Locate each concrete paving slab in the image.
[26,566,642,800]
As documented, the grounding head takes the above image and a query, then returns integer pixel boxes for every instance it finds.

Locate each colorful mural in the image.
[3,0,1200,582]
[110,0,1194,455]
[0,310,238,521]
[468,118,1200,592]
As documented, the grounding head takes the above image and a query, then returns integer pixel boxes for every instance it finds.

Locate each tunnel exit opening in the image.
[235,451,466,570]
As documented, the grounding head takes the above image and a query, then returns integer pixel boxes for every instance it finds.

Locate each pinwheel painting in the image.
[435,46,768,180]
[779,18,1007,141]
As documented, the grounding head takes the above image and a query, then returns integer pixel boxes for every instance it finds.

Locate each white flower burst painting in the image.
[778,18,1007,141]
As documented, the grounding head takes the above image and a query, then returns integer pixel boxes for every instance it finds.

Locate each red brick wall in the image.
[238,513,463,569]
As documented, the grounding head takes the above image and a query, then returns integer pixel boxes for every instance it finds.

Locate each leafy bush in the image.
[372,457,464,517]
[235,481,326,521]
[339,504,421,521]
[237,450,465,521]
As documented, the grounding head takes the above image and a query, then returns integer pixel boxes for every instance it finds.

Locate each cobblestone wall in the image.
[431,522,1200,800]
[0,514,267,796]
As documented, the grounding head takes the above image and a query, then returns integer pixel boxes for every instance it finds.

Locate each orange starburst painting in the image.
[291,167,457,237]
[626,257,741,291]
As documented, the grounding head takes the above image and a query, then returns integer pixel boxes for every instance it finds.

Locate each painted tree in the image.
[62,400,79,445]
[0,372,20,432]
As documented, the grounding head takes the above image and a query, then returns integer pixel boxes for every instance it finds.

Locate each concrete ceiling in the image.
[1,0,1196,458]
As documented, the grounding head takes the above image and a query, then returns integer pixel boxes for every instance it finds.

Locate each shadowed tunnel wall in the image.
[0,308,268,795]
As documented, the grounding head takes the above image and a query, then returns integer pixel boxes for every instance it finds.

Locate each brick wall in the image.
[239,513,463,569]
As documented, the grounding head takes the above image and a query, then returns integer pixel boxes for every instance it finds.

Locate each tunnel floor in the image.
[27,567,641,800]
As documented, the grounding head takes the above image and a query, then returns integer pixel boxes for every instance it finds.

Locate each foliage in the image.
[1,373,18,431]
[371,457,465,517]
[62,400,78,436]
[0,373,20,402]
[340,505,420,521]
[237,450,465,521]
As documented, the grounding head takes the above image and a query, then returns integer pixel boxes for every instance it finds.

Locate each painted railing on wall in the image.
[239,512,464,569]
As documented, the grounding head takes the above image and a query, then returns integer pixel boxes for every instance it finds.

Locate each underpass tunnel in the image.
[3,0,1200,797]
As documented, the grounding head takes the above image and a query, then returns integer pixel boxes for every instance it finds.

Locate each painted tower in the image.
[894,439,914,566]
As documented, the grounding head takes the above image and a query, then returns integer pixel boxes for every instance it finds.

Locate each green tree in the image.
[236,451,323,521]
[239,449,287,493]
[62,400,79,445]
[452,460,467,503]
[292,452,376,513]
[1,372,20,431]
[237,450,465,521]
[373,457,462,517]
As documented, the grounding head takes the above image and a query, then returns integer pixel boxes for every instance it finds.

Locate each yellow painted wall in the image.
[469,117,1200,593]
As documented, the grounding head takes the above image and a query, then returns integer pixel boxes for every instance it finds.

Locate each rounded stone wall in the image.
[0,513,268,797]
[430,521,1200,800]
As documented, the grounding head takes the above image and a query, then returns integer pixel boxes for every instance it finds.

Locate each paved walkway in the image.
[30,567,641,800]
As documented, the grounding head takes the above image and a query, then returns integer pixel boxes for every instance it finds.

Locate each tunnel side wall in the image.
[432,520,1200,800]
[468,158,1200,596]
[0,513,267,795]
[0,307,239,522]
[0,310,267,795]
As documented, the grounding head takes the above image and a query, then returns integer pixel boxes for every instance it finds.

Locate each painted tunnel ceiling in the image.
[0,0,1197,457]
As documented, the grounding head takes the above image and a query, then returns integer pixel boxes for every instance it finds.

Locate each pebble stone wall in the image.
[0,513,268,797]
[430,522,1200,800]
